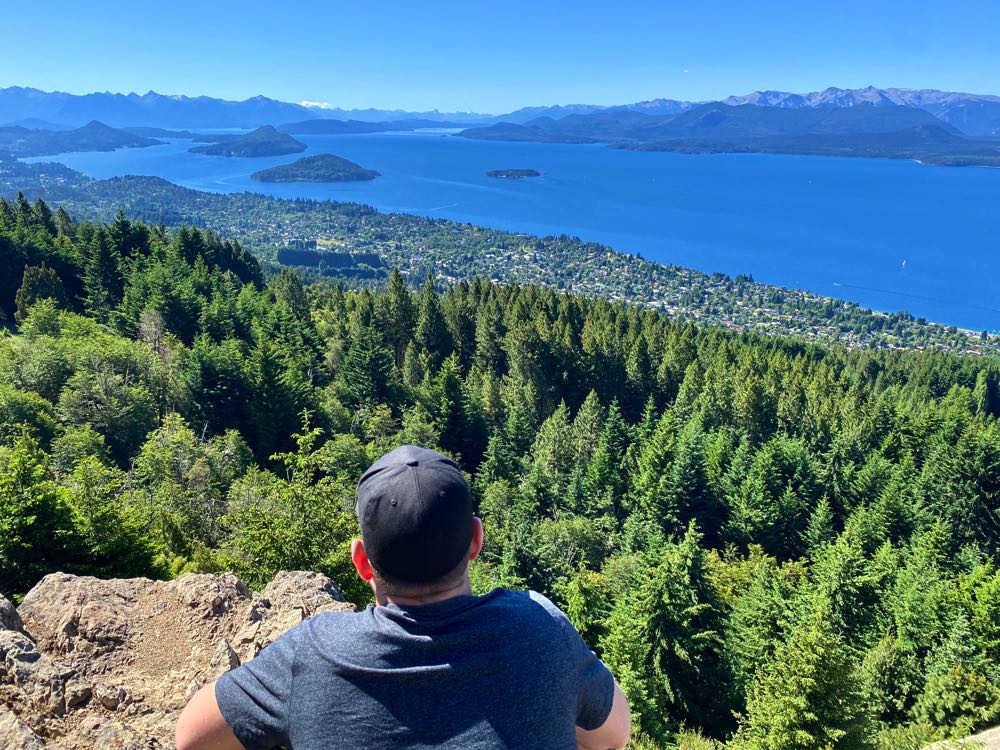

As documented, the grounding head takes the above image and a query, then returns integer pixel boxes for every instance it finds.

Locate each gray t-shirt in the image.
[215,588,614,749]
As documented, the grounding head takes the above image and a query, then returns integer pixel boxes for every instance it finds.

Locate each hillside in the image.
[1,160,994,353]
[188,125,306,157]
[251,153,380,182]
[3,570,997,748]
[0,120,162,157]
[1,198,1000,748]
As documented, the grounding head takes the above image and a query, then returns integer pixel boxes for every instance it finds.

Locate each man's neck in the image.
[374,576,473,608]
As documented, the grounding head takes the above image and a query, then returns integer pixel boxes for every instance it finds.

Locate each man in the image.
[176,445,631,750]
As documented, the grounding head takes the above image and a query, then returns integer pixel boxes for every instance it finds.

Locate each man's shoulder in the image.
[482,588,576,636]
[524,590,570,622]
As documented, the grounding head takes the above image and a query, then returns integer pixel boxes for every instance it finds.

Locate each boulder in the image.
[0,594,22,632]
[168,573,249,618]
[0,706,46,750]
[0,628,82,717]
[18,573,153,658]
[263,570,346,613]
[8,570,354,747]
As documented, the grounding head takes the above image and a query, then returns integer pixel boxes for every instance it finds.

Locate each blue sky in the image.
[2,0,998,113]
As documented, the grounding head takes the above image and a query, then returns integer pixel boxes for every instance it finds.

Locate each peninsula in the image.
[189,125,306,157]
[0,120,162,157]
[251,153,380,182]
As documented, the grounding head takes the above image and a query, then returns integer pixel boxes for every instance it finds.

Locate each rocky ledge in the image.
[0,571,353,749]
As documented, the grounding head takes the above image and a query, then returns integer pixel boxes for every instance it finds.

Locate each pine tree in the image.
[337,325,399,409]
[629,407,678,533]
[724,555,798,698]
[401,341,426,389]
[14,264,67,323]
[414,273,452,367]
[733,606,872,750]
[81,228,121,321]
[581,400,630,521]
[521,402,575,517]
[473,299,506,374]
[432,355,486,469]
[601,524,734,742]
[803,496,837,553]
[378,268,416,365]
[246,341,304,460]
[665,418,724,547]
[269,268,311,323]
[109,210,139,258]
[914,612,1000,735]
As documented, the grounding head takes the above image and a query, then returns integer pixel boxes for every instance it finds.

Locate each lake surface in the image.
[27,132,1000,331]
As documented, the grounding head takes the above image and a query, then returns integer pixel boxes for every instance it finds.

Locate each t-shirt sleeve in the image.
[215,624,302,750]
[528,591,615,731]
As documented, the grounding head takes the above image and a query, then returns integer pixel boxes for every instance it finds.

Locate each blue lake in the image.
[27,132,1000,331]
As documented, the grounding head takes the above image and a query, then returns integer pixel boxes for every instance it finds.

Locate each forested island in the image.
[486,168,541,179]
[251,153,380,182]
[188,125,306,157]
[2,196,1000,749]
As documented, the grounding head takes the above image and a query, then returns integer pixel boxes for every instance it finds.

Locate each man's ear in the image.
[351,538,374,581]
[469,517,484,562]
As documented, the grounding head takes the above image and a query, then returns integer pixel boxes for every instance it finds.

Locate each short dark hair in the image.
[371,553,470,598]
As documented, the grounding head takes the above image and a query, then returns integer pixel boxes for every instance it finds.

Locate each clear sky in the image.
[2,0,998,113]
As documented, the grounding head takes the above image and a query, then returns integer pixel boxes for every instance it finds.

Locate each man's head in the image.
[352,445,482,602]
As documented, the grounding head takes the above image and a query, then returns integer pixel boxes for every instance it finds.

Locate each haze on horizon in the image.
[1,0,998,114]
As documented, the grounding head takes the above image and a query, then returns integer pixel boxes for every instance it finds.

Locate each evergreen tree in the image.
[378,268,416,365]
[414,273,452,367]
[0,434,84,594]
[581,400,629,522]
[14,264,67,324]
[733,607,872,750]
[336,325,399,410]
[601,524,733,743]
[246,341,304,459]
[81,228,121,321]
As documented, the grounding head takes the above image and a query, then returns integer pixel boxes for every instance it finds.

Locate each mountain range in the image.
[464,103,958,142]
[503,86,1000,136]
[0,87,487,130]
[3,85,1000,135]
[458,102,1000,166]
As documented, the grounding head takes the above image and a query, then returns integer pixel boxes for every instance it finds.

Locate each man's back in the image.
[215,588,614,750]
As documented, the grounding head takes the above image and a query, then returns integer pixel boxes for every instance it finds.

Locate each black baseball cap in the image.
[356,445,474,584]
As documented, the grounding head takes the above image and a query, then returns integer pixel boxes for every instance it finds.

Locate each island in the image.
[189,125,306,157]
[486,168,541,179]
[251,153,380,182]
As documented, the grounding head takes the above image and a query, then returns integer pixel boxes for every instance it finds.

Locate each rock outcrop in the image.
[0,571,353,749]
